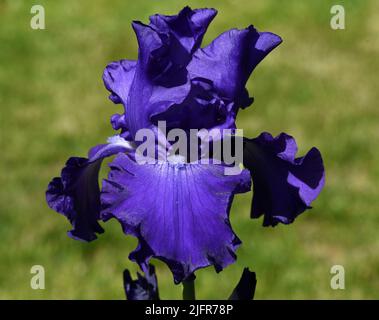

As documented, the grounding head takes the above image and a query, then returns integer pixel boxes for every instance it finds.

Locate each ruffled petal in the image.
[103,8,281,138]
[146,7,216,87]
[229,267,257,300]
[125,21,191,138]
[188,26,282,108]
[149,7,217,55]
[151,78,236,132]
[102,59,137,104]
[243,132,325,226]
[123,264,159,300]
[46,136,133,241]
[119,8,216,138]
[101,154,251,283]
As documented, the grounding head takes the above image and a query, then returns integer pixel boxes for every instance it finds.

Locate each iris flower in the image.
[46,7,325,288]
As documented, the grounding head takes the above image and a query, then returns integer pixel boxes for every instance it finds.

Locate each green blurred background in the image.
[1,0,378,299]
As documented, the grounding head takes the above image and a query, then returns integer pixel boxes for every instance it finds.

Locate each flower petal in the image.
[125,21,191,138]
[146,7,217,87]
[229,267,257,300]
[123,264,159,300]
[102,59,137,104]
[46,136,133,241]
[101,154,251,283]
[118,8,217,138]
[188,26,282,108]
[149,7,217,55]
[151,78,236,132]
[243,132,325,226]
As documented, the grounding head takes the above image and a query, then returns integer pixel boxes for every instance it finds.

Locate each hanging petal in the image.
[101,154,251,283]
[243,132,325,226]
[46,136,133,241]
[123,264,159,300]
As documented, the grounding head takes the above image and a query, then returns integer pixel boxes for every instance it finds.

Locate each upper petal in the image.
[146,7,217,87]
[125,21,191,138]
[109,8,217,138]
[150,78,236,132]
[101,154,251,283]
[243,132,325,226]
[188,26,282,108]
[46,136,133,241]
[103,59,137,104]
[149,7,217,54]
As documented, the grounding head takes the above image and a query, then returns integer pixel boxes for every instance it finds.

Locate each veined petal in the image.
[46,136,133,241]
[243,132,325,226]
[101,154,251,283]
[188,26,282,108]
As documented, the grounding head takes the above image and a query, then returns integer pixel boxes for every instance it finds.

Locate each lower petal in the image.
[243,132,325,226]
[46,136,133,241]
[101,154,251,283]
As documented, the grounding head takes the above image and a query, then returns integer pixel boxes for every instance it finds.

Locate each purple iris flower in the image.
[46,6,325,286]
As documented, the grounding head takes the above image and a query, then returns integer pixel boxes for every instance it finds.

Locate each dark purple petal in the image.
[123,264,159,300]
[46,136,133,241]
[243,132,325,226]
[188,26,282,108]
[101,154,251,283]
[229,268,257,300]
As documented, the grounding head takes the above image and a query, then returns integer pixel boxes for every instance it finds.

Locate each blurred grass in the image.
[0,0,378,299]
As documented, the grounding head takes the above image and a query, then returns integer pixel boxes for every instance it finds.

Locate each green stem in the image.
[182,279,196,300]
